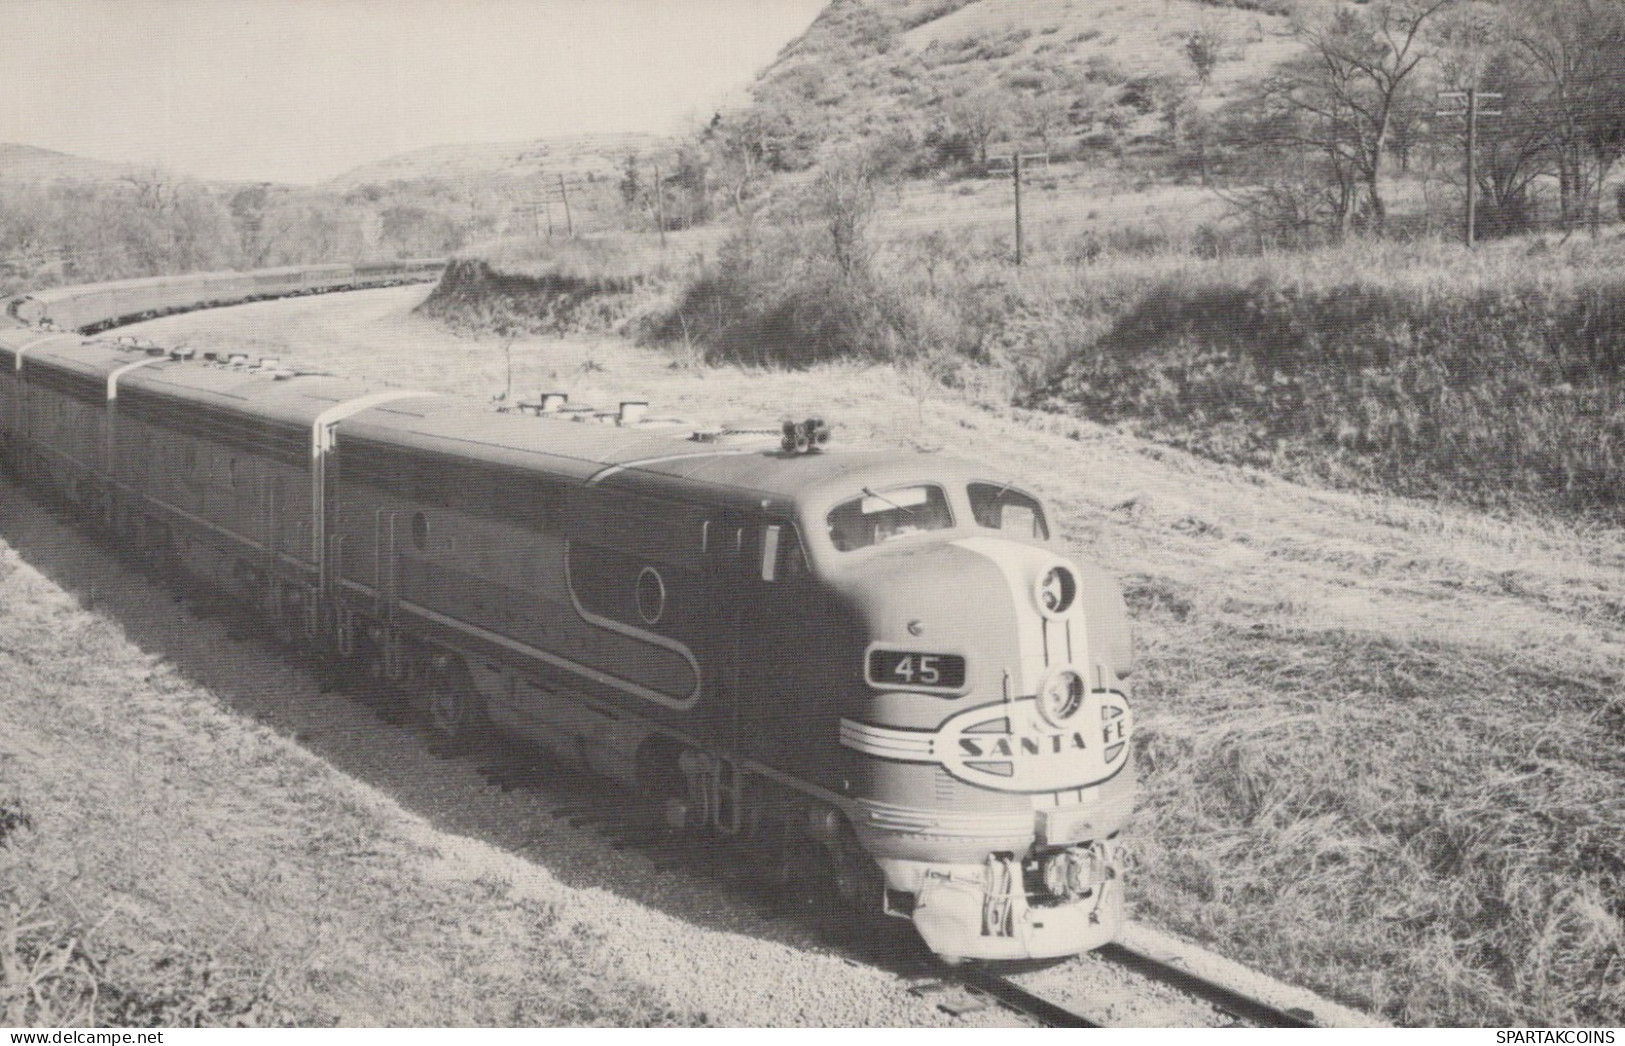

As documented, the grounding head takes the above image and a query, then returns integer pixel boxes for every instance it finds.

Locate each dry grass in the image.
[547,218,1625,525]
[1127,609,1625,1025]
[0,532,697,1027]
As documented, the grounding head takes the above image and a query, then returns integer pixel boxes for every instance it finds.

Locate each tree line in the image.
[0,172,495,296]
[1216,0,1625,241]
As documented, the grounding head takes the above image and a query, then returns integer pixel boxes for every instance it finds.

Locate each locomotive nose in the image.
[847,541,1023,688]
[834,534,1136,962]
[848,538,1131,704]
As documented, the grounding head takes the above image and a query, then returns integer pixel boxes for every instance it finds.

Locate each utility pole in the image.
[991,150,1046,266]
[654,163,667,248]
[1438,87,1502,247]
[558,174,574,238]
[1013,151,1024,267]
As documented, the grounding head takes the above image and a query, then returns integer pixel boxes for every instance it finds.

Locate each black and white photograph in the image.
[0,0,1621,1031]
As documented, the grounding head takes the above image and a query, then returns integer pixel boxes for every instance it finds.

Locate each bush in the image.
[418,246,648,336]
[645,225,914,366]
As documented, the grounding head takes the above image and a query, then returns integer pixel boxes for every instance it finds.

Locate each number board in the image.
[866,648,967,691]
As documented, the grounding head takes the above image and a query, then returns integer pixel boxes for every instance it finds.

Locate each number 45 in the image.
[896,654,940,684]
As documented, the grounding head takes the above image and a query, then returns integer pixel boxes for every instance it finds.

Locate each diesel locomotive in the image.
[0,265,1136,962]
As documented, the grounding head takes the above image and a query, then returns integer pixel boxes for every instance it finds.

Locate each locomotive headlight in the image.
[1036,668,1086,728]
[1034,565,1077,618]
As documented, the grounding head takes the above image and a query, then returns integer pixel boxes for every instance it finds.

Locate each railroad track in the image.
[1097,942,1321,1028]
[936,946,1321,1028]
[899,954,1321,1029]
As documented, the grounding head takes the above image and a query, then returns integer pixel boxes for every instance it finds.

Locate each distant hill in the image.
[0,143,160,186]
[324,133,669,191]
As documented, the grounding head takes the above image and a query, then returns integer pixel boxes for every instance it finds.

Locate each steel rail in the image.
[951,966,1102,1028]
[1098,942,1321,1028]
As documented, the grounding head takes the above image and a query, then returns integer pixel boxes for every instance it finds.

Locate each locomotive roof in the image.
[338,397,996,513]
[7,331,1019,515]
[119,359,383,427]
[1,337,381,427]
[14,337,131,373]
[341,399,738,484]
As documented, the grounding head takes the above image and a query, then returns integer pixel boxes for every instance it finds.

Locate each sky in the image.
[1,0,827,184]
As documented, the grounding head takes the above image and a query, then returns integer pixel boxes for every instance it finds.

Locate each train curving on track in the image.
[0,263,1136,963]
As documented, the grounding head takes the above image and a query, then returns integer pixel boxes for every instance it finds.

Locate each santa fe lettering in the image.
[959,732,1090,758]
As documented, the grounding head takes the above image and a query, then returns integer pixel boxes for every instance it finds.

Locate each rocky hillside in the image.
[737,0,1314,172]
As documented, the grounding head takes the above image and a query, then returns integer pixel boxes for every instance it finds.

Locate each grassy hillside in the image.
[1026,235,1625,521]
[437,210,1625,527]
[0,144,148,186]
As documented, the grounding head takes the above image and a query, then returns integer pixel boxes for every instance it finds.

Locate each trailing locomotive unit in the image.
[0,268,1135,963]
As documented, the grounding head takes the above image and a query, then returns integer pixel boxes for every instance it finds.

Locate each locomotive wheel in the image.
[425,660,489,747]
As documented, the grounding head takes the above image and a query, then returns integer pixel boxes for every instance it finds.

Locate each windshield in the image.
[968,482,1049,540]
[826,484,954,551]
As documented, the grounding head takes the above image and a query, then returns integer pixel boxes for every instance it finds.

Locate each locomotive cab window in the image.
[826,485,954,551]
[968,482,1049,540]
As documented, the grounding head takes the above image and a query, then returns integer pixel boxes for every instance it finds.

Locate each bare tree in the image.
[1015,91,1072,156]
[1185,24,1226,88]
[806,153,881,279]
[706,109,789,217]
[945,86,1010,167]
[1264,0,1456,234]
[229,184,271,265]
[1507,0,1625,232]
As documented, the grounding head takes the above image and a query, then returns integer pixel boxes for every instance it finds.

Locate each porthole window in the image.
[411,511,430,552]
[635,566,666,624]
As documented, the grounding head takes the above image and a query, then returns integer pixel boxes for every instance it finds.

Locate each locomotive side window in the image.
[967,482,1049,540]
[760,524,809,582]
[826,485,954,551]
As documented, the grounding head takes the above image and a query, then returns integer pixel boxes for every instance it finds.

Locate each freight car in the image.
[0,268,1136,963]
